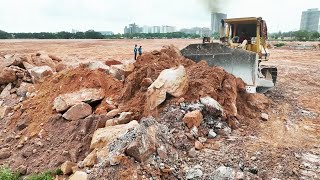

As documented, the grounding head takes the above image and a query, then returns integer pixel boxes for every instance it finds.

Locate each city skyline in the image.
[0,0,319,33]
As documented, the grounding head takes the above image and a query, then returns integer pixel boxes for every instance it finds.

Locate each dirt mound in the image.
[119,45,267,126]
[0,46,269,177]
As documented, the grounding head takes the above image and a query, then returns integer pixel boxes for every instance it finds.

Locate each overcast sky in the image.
[0,0,319,33]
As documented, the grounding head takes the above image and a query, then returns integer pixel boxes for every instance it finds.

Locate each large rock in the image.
[69,171,88,180]
[62,102,92,121]
[147,65,189,110]
[105,112,133,127]
[125,124,157,162]
[28,65,53,83]
[84,61,110,72]
[0,54,23,69]
[53,88,105,112]
[0,67,17,85]
[183,110,203,129]
[31,52,56,71]
[109,63,135,80]
[200,96,224,116]
[61,161,77,175]
[90,120,140,150]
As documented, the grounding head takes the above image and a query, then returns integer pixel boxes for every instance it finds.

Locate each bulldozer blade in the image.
[181,43,276,93]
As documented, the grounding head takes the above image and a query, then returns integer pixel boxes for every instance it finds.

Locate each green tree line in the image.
[269,30,320,41]
[0,30,200,39]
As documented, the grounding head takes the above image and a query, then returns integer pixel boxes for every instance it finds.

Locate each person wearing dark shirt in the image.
[134,45,138,60]
[138,46,142,56]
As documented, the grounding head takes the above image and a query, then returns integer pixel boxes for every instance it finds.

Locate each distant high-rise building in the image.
[211,13,227,34]
[161,26,176,33]
[124,23,141,34]
[300,8,320,32]
[152,26,161,33]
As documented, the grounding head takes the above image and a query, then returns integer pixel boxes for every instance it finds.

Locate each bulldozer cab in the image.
[223,17,269,60]
[181,17,277,93]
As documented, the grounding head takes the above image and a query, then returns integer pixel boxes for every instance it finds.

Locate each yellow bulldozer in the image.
[182,17,277,93]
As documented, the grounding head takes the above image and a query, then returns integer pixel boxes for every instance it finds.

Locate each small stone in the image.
[251,156,257,161]
[17,144,24,149]
[261,113,269,121]
[83,150,97,167]
[183,110,203,128]
[38,129,46,139]
[157,146,167,160]
[61,161,77,175]
[190,126,198,138]
[15,135,21,139]
[235,171,244,180]
[198,137,207,143]
[69,171,88,180]
[159,163,165,170]
[32,149,37,154]
[185,132,195,140]
[36,141,43,147]
[62,150,69,156]
[109,153,125,166]
[188,148,197,158]
[178,97,185,103]
[208,129,217,139]
[0,148,11,159]
[17,165,27,175]
[195,141,203,150]
[249,166,258,174]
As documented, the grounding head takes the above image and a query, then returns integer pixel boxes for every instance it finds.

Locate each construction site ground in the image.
[0,39,319,179]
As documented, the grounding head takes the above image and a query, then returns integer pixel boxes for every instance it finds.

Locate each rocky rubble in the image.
[0,46,270,179]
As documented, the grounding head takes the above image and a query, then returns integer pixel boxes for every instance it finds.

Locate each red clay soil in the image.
[119,45,268,126]
[9,67,122,136]
[2,45,268,174]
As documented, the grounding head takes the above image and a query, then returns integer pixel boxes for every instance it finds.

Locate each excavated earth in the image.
[0,39,319,180]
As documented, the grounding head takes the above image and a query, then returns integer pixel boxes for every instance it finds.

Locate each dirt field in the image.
[0,39,319,179]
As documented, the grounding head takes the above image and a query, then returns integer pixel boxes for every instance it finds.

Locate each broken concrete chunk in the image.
[61,161,77,175]
[69,171,88,180]
[183,110,203,129]
[62,102,92,121]
[90,120,140,150]
[28,65,53,83]
[147,65,189,110]
[125,125,157,162]
[53,88,105,112]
